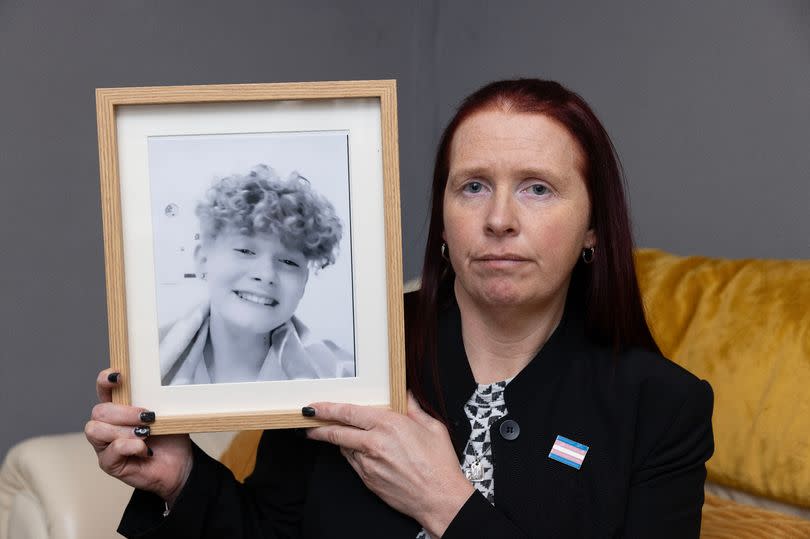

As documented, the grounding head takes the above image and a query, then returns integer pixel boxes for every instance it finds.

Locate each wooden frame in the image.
[96,80,405,434]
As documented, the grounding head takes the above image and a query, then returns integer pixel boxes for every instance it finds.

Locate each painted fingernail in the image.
[301,406,316,417]
[147,446,154,457]
[107,372,120,383]
[140,411,156,423]
[293,428,306,438]
[134,426,150,437]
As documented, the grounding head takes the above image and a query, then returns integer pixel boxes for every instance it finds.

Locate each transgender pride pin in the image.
[548,435,589,470]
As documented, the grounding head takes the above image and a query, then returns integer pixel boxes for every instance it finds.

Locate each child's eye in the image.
[281,259,300,267]
[463,181,485,194]
[234,248,255,255]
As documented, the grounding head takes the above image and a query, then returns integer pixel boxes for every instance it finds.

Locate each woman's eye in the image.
[281,259,300,267]
[234,248,255,255]
[529,184,549,196]
[463,181,484,194]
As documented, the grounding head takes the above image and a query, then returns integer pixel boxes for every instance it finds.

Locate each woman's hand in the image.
[84,368,193,504]
[305,393,474,537]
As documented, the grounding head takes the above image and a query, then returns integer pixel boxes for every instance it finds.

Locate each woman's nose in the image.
[485,191,519,236]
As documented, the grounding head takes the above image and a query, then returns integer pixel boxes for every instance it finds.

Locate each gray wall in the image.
[1,1,807,459]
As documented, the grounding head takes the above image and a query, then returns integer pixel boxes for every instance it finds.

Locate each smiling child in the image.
[159,164,354,385]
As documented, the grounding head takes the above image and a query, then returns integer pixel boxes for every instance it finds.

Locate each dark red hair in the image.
[407,79,660,420]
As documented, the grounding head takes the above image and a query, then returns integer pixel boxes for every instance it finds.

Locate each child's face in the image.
[196,229,309,335]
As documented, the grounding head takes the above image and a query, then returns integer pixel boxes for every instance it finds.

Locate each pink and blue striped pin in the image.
[548,435,589,470]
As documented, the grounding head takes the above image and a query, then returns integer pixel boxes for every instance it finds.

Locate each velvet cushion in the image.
[700,493,810,537]
[219,430,263,483]
[634,249,810,508]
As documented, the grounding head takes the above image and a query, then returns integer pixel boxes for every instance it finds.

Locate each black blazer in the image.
[119,295,714,538]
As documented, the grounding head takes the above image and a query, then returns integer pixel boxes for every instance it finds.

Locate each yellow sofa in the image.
[220,249,810,537]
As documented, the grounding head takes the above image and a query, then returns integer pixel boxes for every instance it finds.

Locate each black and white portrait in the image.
[147,132,355,386]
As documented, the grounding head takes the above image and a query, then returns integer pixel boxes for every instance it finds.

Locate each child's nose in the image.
[250,258,277,284]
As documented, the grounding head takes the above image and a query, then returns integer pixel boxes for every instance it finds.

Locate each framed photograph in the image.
[96,80,405,434]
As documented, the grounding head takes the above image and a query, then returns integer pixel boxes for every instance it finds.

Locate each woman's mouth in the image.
[233,291,279,307]
[474,254,531,269]
[476,253,529,262]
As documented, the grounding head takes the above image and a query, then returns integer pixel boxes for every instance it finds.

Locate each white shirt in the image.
[159,303,354,385]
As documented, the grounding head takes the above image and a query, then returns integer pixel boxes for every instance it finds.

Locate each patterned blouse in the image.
[416,379,511,539]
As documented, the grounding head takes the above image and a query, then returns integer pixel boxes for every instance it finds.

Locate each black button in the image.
[499,419,520,441]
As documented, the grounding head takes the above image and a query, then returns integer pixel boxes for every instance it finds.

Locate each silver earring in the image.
[440,242,450,261]
[581,247,595,264]
[199,272,207,280]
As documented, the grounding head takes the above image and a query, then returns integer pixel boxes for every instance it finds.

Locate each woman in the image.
[160,164,354,385]
[87,79,713,537]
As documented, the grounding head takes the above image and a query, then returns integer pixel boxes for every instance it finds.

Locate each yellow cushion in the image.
[220,430,263,483]
[701,493,810,538]
[635,249,810,508]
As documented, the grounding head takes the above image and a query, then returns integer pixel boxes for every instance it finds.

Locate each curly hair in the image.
[196,164,343,268]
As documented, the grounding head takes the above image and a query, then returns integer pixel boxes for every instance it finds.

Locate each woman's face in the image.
[196,229,309,334]
[443,109,595,311]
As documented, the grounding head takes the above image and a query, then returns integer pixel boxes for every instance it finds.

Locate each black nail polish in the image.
[134,426,150,437]
[301,406,316,417]
[140,411,156,423]
[293,428,306,438]
[107,372,120,383]
[147,446,154,457]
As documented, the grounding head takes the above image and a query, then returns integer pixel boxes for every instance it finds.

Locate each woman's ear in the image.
[584,228,596,249]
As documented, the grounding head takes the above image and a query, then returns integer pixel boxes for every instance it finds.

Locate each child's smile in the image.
[197,229,309,335]
[233,290,280,307]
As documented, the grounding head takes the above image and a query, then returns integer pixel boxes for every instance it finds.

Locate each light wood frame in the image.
[96,80,405,434]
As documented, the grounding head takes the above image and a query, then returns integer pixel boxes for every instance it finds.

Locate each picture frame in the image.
[96,80,405,434]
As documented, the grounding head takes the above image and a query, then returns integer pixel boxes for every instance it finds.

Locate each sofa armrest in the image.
[0,431,237,539]
[4,488,49,539]
[0,432,132,539]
